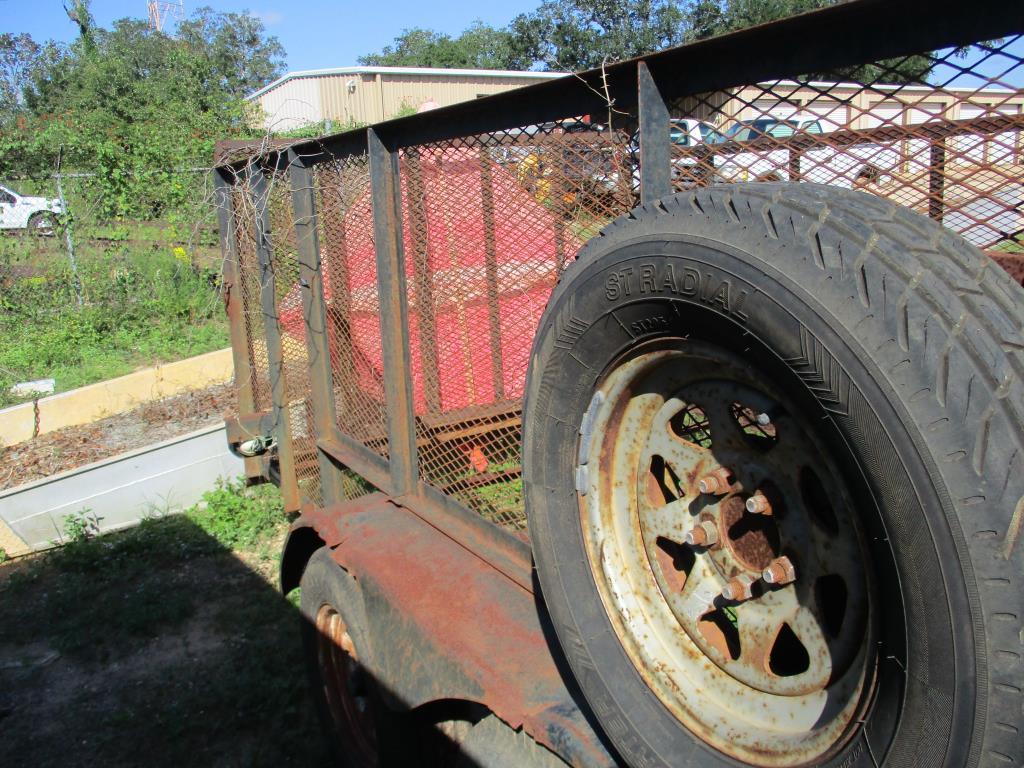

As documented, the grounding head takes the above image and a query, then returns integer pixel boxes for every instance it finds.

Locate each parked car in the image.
[716,114,904,187]
[0,184,63,235]
[725,115,824,141]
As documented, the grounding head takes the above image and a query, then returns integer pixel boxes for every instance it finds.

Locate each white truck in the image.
[0,184,62,234]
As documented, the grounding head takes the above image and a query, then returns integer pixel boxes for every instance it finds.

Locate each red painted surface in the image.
[280,150,581,415]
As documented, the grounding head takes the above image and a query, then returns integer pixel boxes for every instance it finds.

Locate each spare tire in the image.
[523,183,1024,767]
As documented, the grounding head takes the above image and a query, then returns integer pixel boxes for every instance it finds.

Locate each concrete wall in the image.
[0,424,242,555]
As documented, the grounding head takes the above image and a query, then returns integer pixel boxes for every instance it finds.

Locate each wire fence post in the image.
[55,147,83,308]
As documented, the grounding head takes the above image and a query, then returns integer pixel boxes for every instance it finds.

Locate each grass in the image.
[0,233,228,408]
[990,238,1024,254]
[0,479,328,766]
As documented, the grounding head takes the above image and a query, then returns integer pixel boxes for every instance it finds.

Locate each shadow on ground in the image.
[0,512,330,767]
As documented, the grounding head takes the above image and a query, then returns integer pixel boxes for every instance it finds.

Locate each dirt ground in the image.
[0,511,328,767]
[0,383,237,490]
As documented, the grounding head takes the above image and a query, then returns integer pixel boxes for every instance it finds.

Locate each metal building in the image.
[248,67,566,132]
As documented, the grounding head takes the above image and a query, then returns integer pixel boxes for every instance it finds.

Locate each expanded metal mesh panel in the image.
[665,38,1024,256]
[230,183,273,414]
[264,170,322,507]
[219,19,1024,533]
[398,121,634,531]
[313,154,391,463]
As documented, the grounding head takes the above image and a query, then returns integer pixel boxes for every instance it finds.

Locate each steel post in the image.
[368,128,420,496]
[638,61,671,204]
[246,165,301,511]
[288,150,345,506]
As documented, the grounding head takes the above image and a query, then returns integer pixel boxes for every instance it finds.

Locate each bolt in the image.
[745,493,773,515]
[684,520,719,548]
[762,556,797,586]
[698,467,733,495]
[756,412,771,426]
[721,574,757,602]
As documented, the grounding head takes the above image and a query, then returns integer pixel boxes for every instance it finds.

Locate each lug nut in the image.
[745,493,773,515]
[721,574,757,602]
[684,520,719,548]
[698,467,733,495]
[762,556,796,586]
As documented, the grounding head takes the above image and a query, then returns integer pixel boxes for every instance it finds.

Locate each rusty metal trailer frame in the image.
[213,2,1023,764]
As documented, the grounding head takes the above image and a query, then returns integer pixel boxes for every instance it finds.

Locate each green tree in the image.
[177,7,286,98]
[359,21,531,70]
[1,3,285,218]
[0,34,64,126]
[509,0,687,71]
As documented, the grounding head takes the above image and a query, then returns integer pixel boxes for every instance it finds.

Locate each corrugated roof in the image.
[248,66,567,100]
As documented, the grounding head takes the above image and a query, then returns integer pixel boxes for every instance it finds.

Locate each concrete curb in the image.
[0,347,234,447]
[0,423,243,553]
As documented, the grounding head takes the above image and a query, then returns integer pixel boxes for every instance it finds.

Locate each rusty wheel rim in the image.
[578,343,877,767]
[314,603,378,765]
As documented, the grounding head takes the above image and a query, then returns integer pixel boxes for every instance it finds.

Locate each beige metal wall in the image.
[727,83,1024,130]
[256,72,555,132]
[257,77,323,132]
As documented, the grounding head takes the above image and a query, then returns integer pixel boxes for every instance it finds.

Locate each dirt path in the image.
[0,514,327,767]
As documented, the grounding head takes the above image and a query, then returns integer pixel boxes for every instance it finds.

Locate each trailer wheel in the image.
[300,548,404,767]
[523,183,1024,767]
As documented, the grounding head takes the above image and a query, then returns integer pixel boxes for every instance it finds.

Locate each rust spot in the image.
[721,495,780,571]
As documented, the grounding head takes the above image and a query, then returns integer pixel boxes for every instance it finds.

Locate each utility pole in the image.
[148,0,185,32]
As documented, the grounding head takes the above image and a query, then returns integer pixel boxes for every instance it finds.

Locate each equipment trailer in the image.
[215,2,1024,765]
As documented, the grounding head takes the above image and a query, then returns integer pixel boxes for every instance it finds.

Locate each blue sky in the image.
[3,0,1022,88]
[0,0,540,71]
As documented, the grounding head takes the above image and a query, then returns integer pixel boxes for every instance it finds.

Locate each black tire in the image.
[523,183,1024,767]
[27,211,55,236]
[299,547,408,767]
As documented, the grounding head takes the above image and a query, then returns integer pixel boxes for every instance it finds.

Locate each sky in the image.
[0,0,540,72]
[2,0,1022,88]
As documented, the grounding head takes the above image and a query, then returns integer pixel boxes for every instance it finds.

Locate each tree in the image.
[509,0,687,71]
[177,7,286,98]
[359,22,531,70]
[0,2,286,218]
[0,34,64,126]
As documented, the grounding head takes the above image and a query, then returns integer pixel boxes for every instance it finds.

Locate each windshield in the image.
[669,121,727,146]
[699,124,727,144]
[727,119,800,141]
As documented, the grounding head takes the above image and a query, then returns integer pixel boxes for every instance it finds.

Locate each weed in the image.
[0,547,7,563]
[187,478,285,550]
[0,237,227,407]
[61,508,100,544]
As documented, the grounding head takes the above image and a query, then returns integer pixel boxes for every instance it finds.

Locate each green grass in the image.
[0,234,228,407]
[990,238,1024,254]
[2,480,283,663]
[0,479,327,766]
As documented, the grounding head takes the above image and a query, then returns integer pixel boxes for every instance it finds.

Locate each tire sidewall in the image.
[524,234,977,767]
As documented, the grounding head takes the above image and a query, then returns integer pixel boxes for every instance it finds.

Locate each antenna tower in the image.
[148,0,185,32]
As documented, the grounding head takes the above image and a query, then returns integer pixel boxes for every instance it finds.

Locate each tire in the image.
[523,183,1024,767]
[299,548,409,767]
[27,211,55,237]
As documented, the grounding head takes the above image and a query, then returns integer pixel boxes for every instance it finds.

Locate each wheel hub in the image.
[577,343,877,766]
